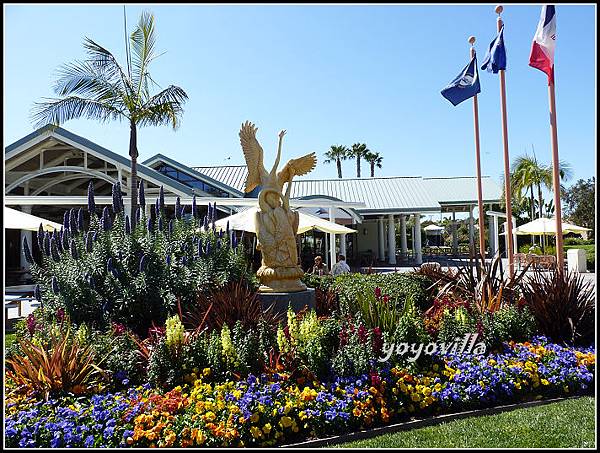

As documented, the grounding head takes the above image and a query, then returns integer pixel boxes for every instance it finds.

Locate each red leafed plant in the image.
[6,327,110,400]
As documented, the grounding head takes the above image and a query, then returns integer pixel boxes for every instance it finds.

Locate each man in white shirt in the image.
[331,254,351,276]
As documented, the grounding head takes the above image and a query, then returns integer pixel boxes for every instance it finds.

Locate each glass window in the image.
[156,163,230,197]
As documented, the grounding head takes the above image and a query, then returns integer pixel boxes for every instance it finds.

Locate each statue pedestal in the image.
[258,288,316,315]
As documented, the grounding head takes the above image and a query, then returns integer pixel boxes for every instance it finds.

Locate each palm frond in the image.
[130,10,158,101]
[31,96,125,129]
[136,85,188,129]
[82,37,135,97]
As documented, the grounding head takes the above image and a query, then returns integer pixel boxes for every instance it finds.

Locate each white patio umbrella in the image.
[213,206,357,235]
[511,217,591,236]
[5,207,62,232]
[424,224,445,232]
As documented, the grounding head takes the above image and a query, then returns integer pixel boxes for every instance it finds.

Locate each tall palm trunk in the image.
[537,182,545,253]
[370,162,375,177]
[336,159,342,179]
[356,156,361,178]
[129,121,139,227]
[530,185,536,246]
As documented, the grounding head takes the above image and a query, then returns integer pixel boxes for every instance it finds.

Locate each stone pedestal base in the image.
[258,288,316,315]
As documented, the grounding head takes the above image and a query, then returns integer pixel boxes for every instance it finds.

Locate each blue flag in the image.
[441,56,481,106]
[481,25,507,73]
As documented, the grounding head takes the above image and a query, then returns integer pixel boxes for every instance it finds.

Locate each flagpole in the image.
[495,5,515,277]
[548,74,564,272]
[468,36,487,262]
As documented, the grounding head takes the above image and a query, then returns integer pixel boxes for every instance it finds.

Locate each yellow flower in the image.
[263,423,272,435]
[250,413,260,423]
[541,379,549,386]
[279,416,293,429]
[250,426,263,439]
[203,368,211,377]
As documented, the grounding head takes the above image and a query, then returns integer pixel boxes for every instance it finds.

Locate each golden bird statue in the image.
[239,121,317,292]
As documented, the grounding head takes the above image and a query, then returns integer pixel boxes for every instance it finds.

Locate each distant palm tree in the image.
[510,152,572,251]
[364,150,383,177]
[349,143,369,178]
[323,145,349,179]
[511,153,572,220]
[31,10,188,227]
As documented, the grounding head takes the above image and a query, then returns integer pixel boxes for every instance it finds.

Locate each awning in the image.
[213,207,357,235]
[5,207,62,232]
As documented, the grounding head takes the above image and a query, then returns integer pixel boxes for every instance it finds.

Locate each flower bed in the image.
[5,337,594,448]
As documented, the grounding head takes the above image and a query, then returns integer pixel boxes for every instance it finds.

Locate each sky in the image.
[3,4,597,193]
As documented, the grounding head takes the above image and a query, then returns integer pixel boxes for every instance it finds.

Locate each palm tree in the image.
[323,145,348,179]
[31,11,188,227]
[349,143,369,178]
[510,153,572,251]
[364,150,383,177]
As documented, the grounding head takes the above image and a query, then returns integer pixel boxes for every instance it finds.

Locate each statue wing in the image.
[277,152,317,188]
[239,121,268,193]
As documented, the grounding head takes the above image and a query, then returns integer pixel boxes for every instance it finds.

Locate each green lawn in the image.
[332,397,596,448]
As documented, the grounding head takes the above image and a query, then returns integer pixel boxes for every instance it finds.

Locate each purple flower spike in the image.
[192,195,197,218]
[158,217,164,231]
[22,236,33,264]
[87,181,96,215]
[138,181,146,208]
[139,254,147,273]
[43,232,50,256]
[34,284,41,302]
[37,223,44,250]
[85,232,93,252]
[175,197,181,220]
[78,208,84,231]
[125,216,131,234]
[50,237,60,262]
[51,276,60,294]
[63,211,70,232]
[168,219,174,235]
[198,238,203,256]
[69,209,78,234]
[159,186,165,211]
[69,239,78,260]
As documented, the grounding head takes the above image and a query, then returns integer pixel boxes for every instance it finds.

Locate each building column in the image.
[414,213,422,265]
[388,214,396,265]
[452,211,458,255]
[493,215,499,257]
[378,216,385,261]
[328,207,336,268]
[488,214,497,258]
[512,217,518,255]
[20,205,33,270]
[399,215,407,259]
[468,205,475,255]
[339,233,347,257]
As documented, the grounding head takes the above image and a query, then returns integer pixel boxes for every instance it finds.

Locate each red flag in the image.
[529,5,556,84]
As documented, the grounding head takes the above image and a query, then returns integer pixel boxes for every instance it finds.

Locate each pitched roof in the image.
[190,165,502,214]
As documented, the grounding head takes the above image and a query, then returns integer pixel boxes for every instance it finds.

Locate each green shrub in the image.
[437,306,478,345]
[27,183,253,337]
[332,272,433,313]
[332,319,380,378]
[388,297,431,346]
[482,305,536,348]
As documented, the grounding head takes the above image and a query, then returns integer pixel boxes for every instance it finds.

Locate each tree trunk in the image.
[336,158,342,179]
[530,185,536,246]
[356,156,361,178]
[537,183,545,253]
[129,121,139,228]
[370,162,375,177]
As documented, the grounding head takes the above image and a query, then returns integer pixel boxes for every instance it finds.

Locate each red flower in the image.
[374,287,382,299]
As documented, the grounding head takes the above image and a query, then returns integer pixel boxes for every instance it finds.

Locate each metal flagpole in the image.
[495,5,515,276]
[548,73,564,272]
[468,36,487,261]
